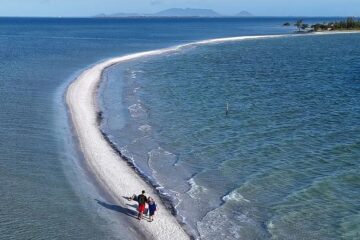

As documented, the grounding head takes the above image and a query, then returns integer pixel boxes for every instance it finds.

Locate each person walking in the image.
[137,190,147,220]
[147,197,157,222]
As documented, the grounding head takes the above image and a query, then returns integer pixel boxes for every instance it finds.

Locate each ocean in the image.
[0,17,359,239]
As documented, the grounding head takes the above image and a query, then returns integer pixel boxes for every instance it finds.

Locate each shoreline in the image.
[300,30,360,34]
[66,51,190,239]
[65,31,359,239]
[66,49,192,240]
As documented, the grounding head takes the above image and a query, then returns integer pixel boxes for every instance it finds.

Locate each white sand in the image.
[65,32,359,240]
[66,51,190,240]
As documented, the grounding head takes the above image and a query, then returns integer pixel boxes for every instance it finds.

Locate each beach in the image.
[65,35,287,239]
[65,31,359,239]
[3,16,358,240]
[66,50,191,239]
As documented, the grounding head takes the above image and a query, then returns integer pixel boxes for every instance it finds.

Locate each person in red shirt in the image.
[137,190,147,220]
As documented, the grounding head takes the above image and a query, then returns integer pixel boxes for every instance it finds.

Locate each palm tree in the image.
[295,19,303,32]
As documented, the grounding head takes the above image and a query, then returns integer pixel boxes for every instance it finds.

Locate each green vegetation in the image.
[292,20,311,32]
[301,23,309,30]
[285,17,360,32]
[294,19,304,32]
[311,17,360,31]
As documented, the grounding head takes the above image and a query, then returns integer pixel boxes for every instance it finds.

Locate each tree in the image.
[346,17,356,28]
[301,23,309,30]
[295,19,303,32]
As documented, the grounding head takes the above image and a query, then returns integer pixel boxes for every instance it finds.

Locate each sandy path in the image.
[66,50,191,240]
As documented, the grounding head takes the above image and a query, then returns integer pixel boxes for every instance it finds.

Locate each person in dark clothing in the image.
[147,197,157,222]
[127,194,138,202]
[137,190,147,220]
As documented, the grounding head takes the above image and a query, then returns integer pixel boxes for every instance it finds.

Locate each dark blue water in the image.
[0,17,354,239]
[100,33,360,239]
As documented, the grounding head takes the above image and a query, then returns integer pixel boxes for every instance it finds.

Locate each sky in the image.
[0,0,359,17]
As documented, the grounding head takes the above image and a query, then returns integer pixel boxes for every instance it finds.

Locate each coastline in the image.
[66,50,190,240]
[313,30,360,34]
[65,31,359,239]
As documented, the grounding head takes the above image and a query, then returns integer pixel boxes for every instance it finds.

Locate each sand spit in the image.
[65,31,358,239]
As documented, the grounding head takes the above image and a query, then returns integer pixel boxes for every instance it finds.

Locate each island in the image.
[155,8,220,17]
[94,8,254,18]
[312,17,360,31]
[284,17,360,33]
[236,11,254,17]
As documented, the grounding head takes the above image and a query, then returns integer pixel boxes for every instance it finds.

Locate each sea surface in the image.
[0,17,358,239]
[100,33,360,238]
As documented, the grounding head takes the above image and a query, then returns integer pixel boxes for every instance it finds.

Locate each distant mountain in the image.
[236,11,253,17]
[94,13,107,18]
[94,9,253,18]
[154,8,221,17]
[95,12,141,17]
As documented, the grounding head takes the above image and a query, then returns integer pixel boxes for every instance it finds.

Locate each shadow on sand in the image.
[95,199,138,219]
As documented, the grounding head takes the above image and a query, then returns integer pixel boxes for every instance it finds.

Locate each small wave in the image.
[128,70,145,79]
[130,71,137,79]
[222,190,250,203]
[133,87,140,93]
[138,124,152,132]
[197,206,267,240]
[163,149,174,156]
[267,220,274,231]
[148,147,176,158]
[187,177,208,199]
[128,103,146,118]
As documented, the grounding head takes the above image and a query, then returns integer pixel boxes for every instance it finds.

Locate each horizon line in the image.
[0,15,358,18]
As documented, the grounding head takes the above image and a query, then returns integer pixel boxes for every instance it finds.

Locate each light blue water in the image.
[1,17,356,239]
[0,17,296,239]
[101,33,360,239]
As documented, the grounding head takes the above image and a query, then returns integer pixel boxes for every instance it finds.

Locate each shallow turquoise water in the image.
[102,33,360,239]
[1,17,356,239]
[1,17,306,239]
